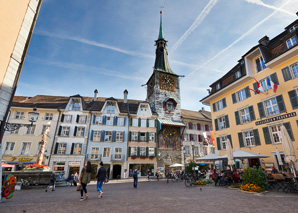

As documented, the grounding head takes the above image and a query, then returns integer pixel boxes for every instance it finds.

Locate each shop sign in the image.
[255,112,296,126]
[158,167,164,171]
[18,158,33,162]
[69,162,80,166]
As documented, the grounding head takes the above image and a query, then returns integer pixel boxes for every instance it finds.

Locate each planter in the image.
[140,156,146,159]
[149,156,155,159]
[131,155,137,159]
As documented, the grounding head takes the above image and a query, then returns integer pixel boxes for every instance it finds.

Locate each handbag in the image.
[76,185,82,191]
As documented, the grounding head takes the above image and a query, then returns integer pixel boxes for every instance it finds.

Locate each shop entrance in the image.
[248,158,260,168]
[69,166,80,176]
[91,164,98,179]
[113,165,121,179]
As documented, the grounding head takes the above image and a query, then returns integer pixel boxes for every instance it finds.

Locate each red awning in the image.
[2,162,15,168]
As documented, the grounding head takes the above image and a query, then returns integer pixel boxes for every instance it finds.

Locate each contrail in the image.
[184,0,293,79]
[171,0,218,52]
[244,0,296,16]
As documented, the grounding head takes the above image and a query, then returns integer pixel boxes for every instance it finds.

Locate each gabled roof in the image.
[181,109,211,122]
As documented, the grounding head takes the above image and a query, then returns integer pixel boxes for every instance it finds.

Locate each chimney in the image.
[201,107,205,111]
[93,89,98,101]
[123,89,128,103]
[296,11,298,16]
[258,36,270,46]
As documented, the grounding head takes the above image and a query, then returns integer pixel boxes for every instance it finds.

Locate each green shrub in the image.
[241,167,268,189]
[185,161,195,175]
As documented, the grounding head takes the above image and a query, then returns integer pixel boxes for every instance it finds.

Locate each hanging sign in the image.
[255,112,296,126]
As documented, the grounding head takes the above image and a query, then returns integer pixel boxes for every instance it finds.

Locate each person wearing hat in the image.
[96,162,107,198]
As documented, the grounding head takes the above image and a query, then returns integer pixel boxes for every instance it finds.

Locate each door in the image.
[113,165,121,179]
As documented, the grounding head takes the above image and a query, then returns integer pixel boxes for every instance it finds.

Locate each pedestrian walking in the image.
[133,167,139,188]
[45,172,56,192]
[155,171,159,181]
[147,170,150,180]
[79,161,92,201]
[96,162,106,199]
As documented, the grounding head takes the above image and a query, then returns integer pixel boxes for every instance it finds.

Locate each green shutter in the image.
[54,143,59,154]
[74,126,77,136]
[238,132,244,147]
[155,133,157,143]
[225,115,229,128]
[276,95,286,113]
[222,98,227,108]
[155,147,157,157]
[138,118,141,127]
[283,122,294,141]
[58,126,62,136]
[216,138,221,150]
[138,131,140,142]
[235,111,240,125]
[129,131,132,141]
[213,103,217,112]
[288,90,298,109]
[137,147,140,157]
[245,86,251,98]
[155,119,158,128]
[232,93,237,104]
[128,147,131,157]
[76,115,79,123]
[71,143,74,154]
[270,73,279,85]
[262,127,272,144]
[146,147,149,157]
[281,67,292,82]
[249,106,255,121]
[130,118,133,126]
[147,119,149,127]
[253,129,261,146]
[60,114,64,122]
[215,119,219,131]
[227,135,233,148]
[257,102,266,118]
[146,132,149,142]
[253,82,258,94]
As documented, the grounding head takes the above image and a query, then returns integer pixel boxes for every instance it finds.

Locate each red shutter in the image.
[190,134,193,141]
[189,122,193,129]
[199,135,202,142]
[197,134,199,142]
[205,125,209,131]
[197,124,201,130]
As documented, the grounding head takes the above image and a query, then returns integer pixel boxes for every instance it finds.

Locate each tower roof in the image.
[158,11,164,40]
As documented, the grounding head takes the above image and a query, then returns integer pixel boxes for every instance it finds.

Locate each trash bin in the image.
[15,182,22,191]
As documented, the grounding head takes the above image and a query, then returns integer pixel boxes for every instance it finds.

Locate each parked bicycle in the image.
[20,177,35,188]
[185,174,199,187]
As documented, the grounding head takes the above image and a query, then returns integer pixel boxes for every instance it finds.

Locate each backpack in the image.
[133,171,137,178]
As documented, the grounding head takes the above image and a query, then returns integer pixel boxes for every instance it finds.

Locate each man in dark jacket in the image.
[96,162,106,198]
[133,168,139,188]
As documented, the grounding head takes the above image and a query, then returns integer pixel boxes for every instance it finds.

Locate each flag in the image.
[266,77,278,93]
[248,87,260,94]
[254,78,264,93]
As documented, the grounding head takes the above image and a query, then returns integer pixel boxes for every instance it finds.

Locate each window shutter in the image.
[232,93,237,104]
[253,82,258,94]
[270,73,279,85]
[155,119,158,128]
[297,120,298,127]
[112,131,116,142]
[212,103,217,112]
[129,131,132,141]
[113,116,118,126]
[205,125,209,131]
[198,135,202,142]
[283,122,294,141]
[276,95,286,113]
[71,143,74,154]
[54,143,59,154]
[215,119,219,131]
[147,119,149,127]
[227,135,233,148]
[281,67,292,82]
[225,115,229,128]
[76,115,79,123]
[245,86,251,98]
[197,134,200,142]
[235,111,240,125]
[124,117,127,126]
[123,131,125,142]
[257,102,266,118]
[138,118,141,127]
[138,131,140,142]
[92,115,96,124]
[197,124,201,130]
[130,118,133,126]
[249,106,256,121]
[137,147,140,157]
[253,129,261,146]
[155,147,157,156]
[155,133,157,143]
[61,114,64,122]
[91,130,94,141]
[146,147,149,157]
[262,127,272,144]
[103,116,107,125]
[101,130,105,142]
[58,126,62,136]
[288,90,298,109]
[216,138,221,150]
[70,115,73,123]
[74,126,77,136]
[223,98,227,108]
[188,122,193,129]
[238,132,244,147]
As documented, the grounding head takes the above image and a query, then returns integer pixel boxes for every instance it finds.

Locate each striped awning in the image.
[157,118,185,127]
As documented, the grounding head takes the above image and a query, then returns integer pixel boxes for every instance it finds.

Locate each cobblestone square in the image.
[1,179,298,213]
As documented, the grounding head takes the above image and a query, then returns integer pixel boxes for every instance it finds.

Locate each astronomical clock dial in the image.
[160,73,175,91]
[162,126,179,148]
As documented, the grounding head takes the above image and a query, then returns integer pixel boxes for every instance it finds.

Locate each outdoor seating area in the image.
[267,172,298,193]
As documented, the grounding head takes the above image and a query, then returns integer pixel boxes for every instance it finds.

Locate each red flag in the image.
[248,87,260,94]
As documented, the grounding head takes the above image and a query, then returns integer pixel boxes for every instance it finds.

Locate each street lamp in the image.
[183,146,186,170]
[191,141,195,177]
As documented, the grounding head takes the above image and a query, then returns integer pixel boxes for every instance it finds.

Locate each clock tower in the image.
[146,11,185,169]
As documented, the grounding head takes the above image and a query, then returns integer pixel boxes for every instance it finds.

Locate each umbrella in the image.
[280,125,297,180]
[1,162,14,168]
[169,163,184,167]
[226,139,234,167]
[196,154,222,161]
[218,150,269,159]
[275,147,283,166]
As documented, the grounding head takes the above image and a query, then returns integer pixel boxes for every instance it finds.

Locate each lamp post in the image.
[183,147,186,171]
[191,141,195,177]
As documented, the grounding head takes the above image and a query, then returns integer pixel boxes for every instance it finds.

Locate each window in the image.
[44,113,53,120]
[107,102,115,114]
[286,37,297,49]
[105,131,112,142]
[9,128,19,134]
[166,101,173,112]
[210,147,215,154]
[131,147,137,156]
[185,123,189,129]
[149,147,155,157]
[15,111,25,119]
[71,99,81,111]
[64,115,72,123]
[103,147,110,158]
[260,78,271,91]
[149,120,155,127]
[184,146,190,155]
[193,147,199,156]
[203,147,208,156]
[78,115,87,124]
[218,116,226,130]
[131,132,138,141]
[235,71,241,79]
[220,136,227,150]
[214,99,225,111]
[140,104,148,112]
[243,131,255,147]
[265,98,279,117]
[149,132,155,142]
[57,143,66,154]
[289,25,298,32]
[291,63,298,78]
[140,132,146,142]
[140,147,146,156]
[237,89,247,102]
[117,117,124,126]
[106,117,113,125]
[183,134,189,141]
[115,148,122,159]
[73,143,82,154]
[91,147,100,159]
[26,125,36,135]
[132,118,138,127]
[192,123,197,130]
[140,119,146,127]
[77,127,85,137]
[95,116,102,124]
[20,142,31,155]
[192,135,197,141]
[216,83,221,90]
[61,126,70,136]
[239,108,251,124]
[270,124,282,144]
[93,131,101,141]
[5,142,15,155]
[41,125,50,135]
[116,131,124,142]
[255,56,266,72]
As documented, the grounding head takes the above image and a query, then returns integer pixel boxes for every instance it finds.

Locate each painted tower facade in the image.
[146,11,185,170]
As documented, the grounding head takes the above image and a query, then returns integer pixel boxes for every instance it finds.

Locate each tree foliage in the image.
[241,167,268,189]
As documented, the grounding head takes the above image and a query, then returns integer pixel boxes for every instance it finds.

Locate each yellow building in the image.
[201,19,298,171]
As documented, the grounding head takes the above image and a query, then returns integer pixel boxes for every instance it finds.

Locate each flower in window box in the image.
[149,156,155,159]
[131,155,137,159]
[140,156,146,159]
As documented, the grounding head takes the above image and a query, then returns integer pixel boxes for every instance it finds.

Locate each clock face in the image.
[160,73,176,91]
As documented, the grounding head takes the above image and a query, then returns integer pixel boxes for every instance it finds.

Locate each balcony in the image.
[87,154,102,161]
[111,154,126,162]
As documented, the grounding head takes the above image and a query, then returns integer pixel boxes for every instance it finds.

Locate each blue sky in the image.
[17,0,297,111]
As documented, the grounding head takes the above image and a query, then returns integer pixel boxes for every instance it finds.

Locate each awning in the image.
[157,119,185,127]
[169,163,184,167]
[2,162,15,168]
[218,150,270,159]
[196,154,222,161]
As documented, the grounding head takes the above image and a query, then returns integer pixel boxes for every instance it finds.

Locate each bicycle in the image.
[21,177,35,188]
[185,174,199,187]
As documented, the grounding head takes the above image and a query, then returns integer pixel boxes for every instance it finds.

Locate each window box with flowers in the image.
[140,156,146,159]
[131,155,137,159]
[149,156,155,159]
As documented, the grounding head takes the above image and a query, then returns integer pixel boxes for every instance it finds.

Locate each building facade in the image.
[201,19,298,171]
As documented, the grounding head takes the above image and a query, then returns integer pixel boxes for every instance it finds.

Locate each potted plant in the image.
[140,156,146,159]
[149,156,155,159]
[131,155,137,159]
